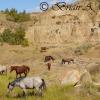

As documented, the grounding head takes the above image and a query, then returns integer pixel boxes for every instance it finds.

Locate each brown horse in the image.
[10,65,30,78]
[40,47,48,52]
[61,58,74,64]
[44,56,55,62]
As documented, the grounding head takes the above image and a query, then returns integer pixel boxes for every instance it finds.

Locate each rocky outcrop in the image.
[80,70,92,84]
[59,67,93,86]
[26,0,100,45]
[60,69,81,85]
[0,0,99,45]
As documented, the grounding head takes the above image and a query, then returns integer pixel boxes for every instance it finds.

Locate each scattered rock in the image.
[86,62,100,75]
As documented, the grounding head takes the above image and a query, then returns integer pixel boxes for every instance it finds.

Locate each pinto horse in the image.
[61,58,74,64]
[44,56,55,62]
[10,65,30,78]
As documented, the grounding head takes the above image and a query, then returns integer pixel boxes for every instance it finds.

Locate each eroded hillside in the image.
[0,0,99,46]
[26,0,100,45]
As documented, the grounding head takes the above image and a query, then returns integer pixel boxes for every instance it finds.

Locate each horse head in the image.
[7,82,15,93]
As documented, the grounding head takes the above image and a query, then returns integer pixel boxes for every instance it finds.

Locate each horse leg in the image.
[36,87,42,96]
[68,61,70,64]
[39,88,42,96]
[5,69,7,75]
[23,88,27,96]
[61,61,63,64]
[16,73,18,78]
[48,66,50,71]
[20,74,21,78]
[62,61,64,64]
[2,71,3,74]
[24,72,27,77]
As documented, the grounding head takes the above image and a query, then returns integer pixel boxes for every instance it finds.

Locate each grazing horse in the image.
[40,47,47,52]
[10,65,30,78]
[0,65,7,75]
[44,56,55,62]
[7,76,46,96]
[62,58,74,64]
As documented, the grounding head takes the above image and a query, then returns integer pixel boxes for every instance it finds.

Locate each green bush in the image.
[21,39,29,47]
[0,29,15,44]
[14,27,26,45]
[5,8,30,22]
[75,43,93,55]
[0,27,29,46]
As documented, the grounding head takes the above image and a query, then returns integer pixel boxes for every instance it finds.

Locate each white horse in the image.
[0,65,7,75]
[7,76,46,96]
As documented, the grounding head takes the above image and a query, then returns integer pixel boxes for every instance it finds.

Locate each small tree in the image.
[1,29,14,43]
[14,27,25,44]
[6,8,30,22]
[5,8,9,14]
[0,27,29,46]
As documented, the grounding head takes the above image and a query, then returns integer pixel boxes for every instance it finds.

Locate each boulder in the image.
[86,62,100,75]
[60,69,81,85]
[80,70,92,85]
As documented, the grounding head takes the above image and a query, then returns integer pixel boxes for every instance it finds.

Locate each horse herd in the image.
[0,56,74,97]
[45,56,74,71]
[0,65,46,96]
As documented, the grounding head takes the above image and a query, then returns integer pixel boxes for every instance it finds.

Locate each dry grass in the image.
[0,43,99,99]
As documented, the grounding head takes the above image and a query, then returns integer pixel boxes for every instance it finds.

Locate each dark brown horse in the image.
[10,65,30,78]
[44,56,55,62]
[40,47,48,52]
[61,58,74,64]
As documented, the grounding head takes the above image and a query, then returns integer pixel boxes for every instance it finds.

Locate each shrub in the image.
[87,63,100,75]
[0,27,29,46]
[0,29,15,44]
[75,43,93,55]
[56,21,61,25]
[33,17,39,24]
[21,39,29,47]
[14,27,26,45]
[5,8,30,22]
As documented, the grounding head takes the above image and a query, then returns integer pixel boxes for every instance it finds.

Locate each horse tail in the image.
[41,79,46,90]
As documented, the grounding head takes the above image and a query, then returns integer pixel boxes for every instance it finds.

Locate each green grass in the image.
[0,73,100,100]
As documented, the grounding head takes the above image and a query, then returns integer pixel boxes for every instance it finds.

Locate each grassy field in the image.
[0,44,100,100]
[0,74,100,100]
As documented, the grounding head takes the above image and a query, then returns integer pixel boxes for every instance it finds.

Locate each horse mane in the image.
[16,76,26,81]
[10,76,26,86]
